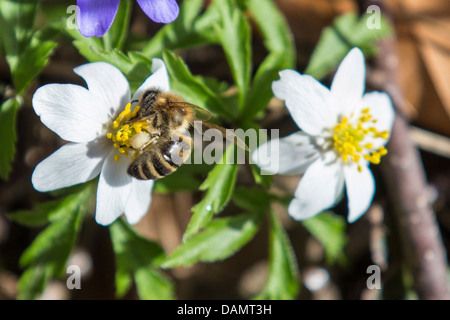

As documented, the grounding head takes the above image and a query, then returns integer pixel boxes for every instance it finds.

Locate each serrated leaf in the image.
[162,50,233,120]
[109,218,173,299]
[0,98,18,180]
[183,145,239,240]
[245,0,295,54]
[7,196,77,227]
[255,211,299,300]
[302,211,347,264]
[68,28,153,91]
[12,37,57,94]
[67,25,103,58]
[213,0,251,111]
[17,185,93,299]
[162,211,264,268]
[19,190,91,270]
[305,12,392,80]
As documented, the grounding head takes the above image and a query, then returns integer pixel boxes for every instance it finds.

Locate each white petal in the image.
[330,48,366,117]
[124,179,154,224]
[272,70,334,135]
[288,159,345,220]
[131,58,170,102]
[360,91,395,147]
[74,62,131,118]
[32,138,110,192]
[344,164,375,223]
[32,84,109,142]
[95,152,133,226]
[251,132,319,175]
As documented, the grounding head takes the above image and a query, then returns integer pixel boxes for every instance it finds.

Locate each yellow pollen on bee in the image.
[107,103,149,162]
[332,107,389,171]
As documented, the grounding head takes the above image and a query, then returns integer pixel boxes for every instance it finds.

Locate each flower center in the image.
[331,108,389,172]
[107,103,151,162]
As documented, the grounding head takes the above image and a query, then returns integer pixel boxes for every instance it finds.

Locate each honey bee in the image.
[124,89,246,180]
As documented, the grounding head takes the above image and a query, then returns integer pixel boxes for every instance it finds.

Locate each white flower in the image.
[252,48,394,223]
[32,59,170,226]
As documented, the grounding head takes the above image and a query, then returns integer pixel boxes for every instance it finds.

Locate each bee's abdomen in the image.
[127,136,191,180]
[127,152,175,180]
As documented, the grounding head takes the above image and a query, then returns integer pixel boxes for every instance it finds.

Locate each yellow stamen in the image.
[332,108,389,171]
[106,103,151,162]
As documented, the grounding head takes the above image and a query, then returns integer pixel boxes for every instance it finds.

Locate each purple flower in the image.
[77,0,179,37]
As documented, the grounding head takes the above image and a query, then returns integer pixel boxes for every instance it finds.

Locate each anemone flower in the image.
[32,59,170,225]
[252,48,394,223]
[77,0,179,37]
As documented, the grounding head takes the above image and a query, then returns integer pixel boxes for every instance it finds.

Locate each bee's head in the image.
[134,89,160,117]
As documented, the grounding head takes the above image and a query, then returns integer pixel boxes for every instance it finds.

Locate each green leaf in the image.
[243,53,288,122]
[245,0,295,54]
[103,0,131,50]
[109,219,174,299]
[153,162,212,194]
[242,0,297,121]
[134,267,174,300]
[12,36,57,94]
[17,185,93,299]
[250,163,273,189]
[0,0,37,70]
[255,211,299,300]
[301,211,347,264]
[162,211,264,268]
[183,145,239,240]
[69,27,153,91]
[0,98,19,180]
[7,195,82,227]
[305,12,392,79]
[213,0,251,110]
[162,50,233,119]
[232,187,272,213]
[17,266,50,300]
[69,24,153,89]
[0,0,55,94]
[67,25,104,58]
[142,0,220,57]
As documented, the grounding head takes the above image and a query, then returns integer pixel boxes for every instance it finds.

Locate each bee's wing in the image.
[168,101,248,151]
[189,105,213,122]
[198,120,249,152]
[168,101,212,121]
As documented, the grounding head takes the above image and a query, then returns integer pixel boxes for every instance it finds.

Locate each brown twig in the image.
[358,0,450,299]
